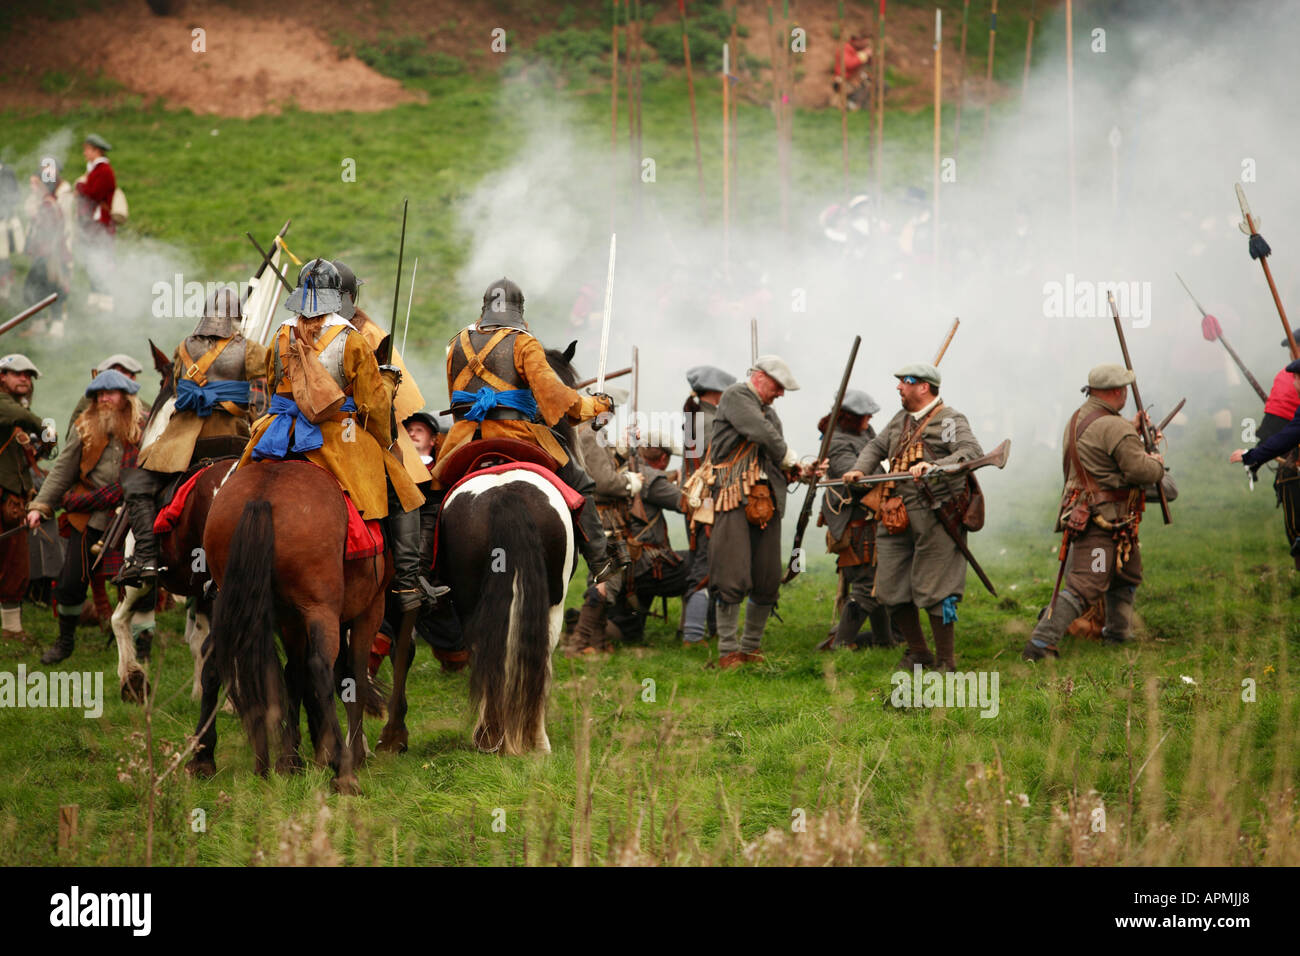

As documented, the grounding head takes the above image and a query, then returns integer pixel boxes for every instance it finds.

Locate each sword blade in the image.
[595,233,617,392]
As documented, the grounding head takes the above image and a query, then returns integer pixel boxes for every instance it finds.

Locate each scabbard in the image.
[919,482,997,597]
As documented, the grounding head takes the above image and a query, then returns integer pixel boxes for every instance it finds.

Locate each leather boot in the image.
[1023,590,1084,661]
[929,612,956,671]
[116,476,163,587]
[868,604,903,647]
[833,600,869,649]
[890,603,934,668]
[576,497,623,584]
[1102,585,1136,645]
[388,505,431,613]
[41,614,78,665]
[565,601,609,657]
[739,601,772,661]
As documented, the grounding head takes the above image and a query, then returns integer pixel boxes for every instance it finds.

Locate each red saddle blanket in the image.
[154,462,383,560]
[445,461,585,512]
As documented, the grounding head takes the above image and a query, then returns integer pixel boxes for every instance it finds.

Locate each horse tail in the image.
[468,496,553,755]
[212,499,283,746]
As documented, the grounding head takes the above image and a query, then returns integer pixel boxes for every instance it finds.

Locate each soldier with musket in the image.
[1023,364,1166,661]
[680,365,735,647]
[701,355,813,668]
[817,388,900,650]
[117,288,267,586]
[840,363,984,672]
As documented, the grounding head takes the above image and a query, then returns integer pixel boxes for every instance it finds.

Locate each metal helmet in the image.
[332,259,365,321]
[283,258,344,318]
[193,285,243,337]
[477,277,526,331]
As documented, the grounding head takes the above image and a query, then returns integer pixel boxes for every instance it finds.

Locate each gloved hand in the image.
[592,392,614,415]
[625,471,644,499]
[780,446,798,470]
[378,364,403,388]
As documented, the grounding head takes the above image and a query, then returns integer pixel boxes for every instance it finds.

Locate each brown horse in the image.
[189,460,390,794]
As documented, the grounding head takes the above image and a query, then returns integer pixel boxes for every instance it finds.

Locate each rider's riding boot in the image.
[576,497,623,583]
[116,470,162,587]
[387,505,432,613]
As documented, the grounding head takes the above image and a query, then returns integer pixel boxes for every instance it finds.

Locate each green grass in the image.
[1,439,1297,865]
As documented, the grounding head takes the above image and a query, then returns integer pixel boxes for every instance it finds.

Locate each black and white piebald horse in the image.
[377,343,583,756]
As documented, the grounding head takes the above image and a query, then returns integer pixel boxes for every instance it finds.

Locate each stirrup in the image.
[417,575,451,605]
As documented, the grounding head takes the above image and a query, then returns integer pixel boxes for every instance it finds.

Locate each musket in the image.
[245,233,295,296]
[750,317,758,366]
[783,335,861,584]
[574,366,632,390]
[933,316,960,364]
[90,505,130,571]
[1235,184,1296,360]
[252,219,291,282]
[376,197,409,366]
[1176,272,1268,403]
[818,438,1011,487]
[0,293,58,338]
[1108,290,1171,524]
[1156,398,1185,434]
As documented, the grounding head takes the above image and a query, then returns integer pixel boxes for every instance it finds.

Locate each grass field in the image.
[1,433,1296,866]
[2,2,1297,866]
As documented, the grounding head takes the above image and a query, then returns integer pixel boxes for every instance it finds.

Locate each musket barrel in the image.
[0,293,58,337]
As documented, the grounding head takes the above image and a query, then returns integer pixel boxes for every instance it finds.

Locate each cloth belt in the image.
[252,394,357,459]
[175,378,250,417]
[450,386,539,424]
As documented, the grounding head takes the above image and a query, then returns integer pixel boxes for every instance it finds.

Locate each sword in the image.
[402,257,418,357]
[917,479,998,597]
[595,233,617,393]
[377,198,409,367]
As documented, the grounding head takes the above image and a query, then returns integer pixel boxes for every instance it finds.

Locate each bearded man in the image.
[27,370,143,663]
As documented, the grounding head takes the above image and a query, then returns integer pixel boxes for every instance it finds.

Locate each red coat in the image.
[1265,367,1299,421]
[76,159,116,236]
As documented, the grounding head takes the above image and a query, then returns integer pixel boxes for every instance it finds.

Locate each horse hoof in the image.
[376,730,408,754]
[332,775,361,796]
[120,671,150,704]
[185,757,216,779]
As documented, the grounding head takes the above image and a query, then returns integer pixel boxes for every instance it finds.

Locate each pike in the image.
[783,335,861,584]
[0,293,58,338]
[1235,183,1296,360]
[750,317,758,366]
[376,197,409,366]
[1176,272,1268,403]
[1109,290,1171,524]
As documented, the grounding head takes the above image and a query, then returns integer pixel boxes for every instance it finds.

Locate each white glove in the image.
[625,471,644,498]
[41,418,58,444]
[780,446,798,470]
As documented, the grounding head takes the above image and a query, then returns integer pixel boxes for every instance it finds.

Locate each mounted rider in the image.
[431,277,621,582]
[117,287,267,586]
[236,258,427,616]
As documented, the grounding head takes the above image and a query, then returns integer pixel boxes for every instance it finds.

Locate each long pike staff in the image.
[680,0,705,202]
[1176,272,1268,402]
[750,317,758,366]
[932,8,942,264]
[954,0,970,155]
[783,335,861,583]
[1109,290,1171,524]
[1236,183,1297,359]
[981,0,997,154]
[874,0,886,206]
[838,0,850,201]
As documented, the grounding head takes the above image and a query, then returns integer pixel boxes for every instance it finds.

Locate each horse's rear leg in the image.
[112,584,153,704]
[305,618,357,795]
[276,620,307,775]
[185,633,221,778]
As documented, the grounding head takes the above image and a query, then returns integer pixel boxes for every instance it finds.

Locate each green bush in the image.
[355,32,465,80]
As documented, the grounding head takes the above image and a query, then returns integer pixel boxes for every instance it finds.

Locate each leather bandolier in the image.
[448,327,533,422]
